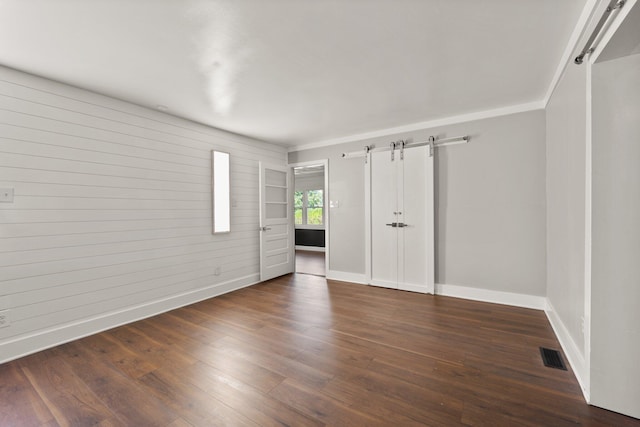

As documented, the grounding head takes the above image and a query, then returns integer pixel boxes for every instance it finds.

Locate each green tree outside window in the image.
[294,191,303,225]
[295,189,323,226]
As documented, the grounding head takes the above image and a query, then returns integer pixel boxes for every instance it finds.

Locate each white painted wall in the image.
[0,65,286,363]
[591,52,640,419]
[545,60,588,384]
[289,110,547,298]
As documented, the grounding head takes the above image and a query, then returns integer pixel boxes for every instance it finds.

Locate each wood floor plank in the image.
[167,418,195,427]
[303,325,459,371]
[327,364,465,425]
[199,321,375,377]
[188,342,287,394]
[462,351,582,396]
[3,273,640,426]
[0,362,58,427]
[210,335,333,389]
[268,378,383,426]
[322,373,463,426]
[80,333,158,379]
[55,341,180,426]
[172,361,324,427]
[130,315,228,363]
[105,324,197,372]
[138,368,258,427]
[18,352,115,427]
[152,310,229,344]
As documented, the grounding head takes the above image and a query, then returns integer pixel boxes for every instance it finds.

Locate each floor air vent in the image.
[540,347,567,370]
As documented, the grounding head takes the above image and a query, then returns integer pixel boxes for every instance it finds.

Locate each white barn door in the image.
[259,162,294,281]
[368,144,434,293]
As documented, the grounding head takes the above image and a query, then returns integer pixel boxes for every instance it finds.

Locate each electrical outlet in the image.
[0,310,11,328]
[214,267,221,276]
[0,188,14,203]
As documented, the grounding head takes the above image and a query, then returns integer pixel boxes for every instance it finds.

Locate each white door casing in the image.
[259,162,294,281]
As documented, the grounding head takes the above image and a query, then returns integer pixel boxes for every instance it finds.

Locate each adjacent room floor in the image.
[3,275,639,426]
[295,250,325,276]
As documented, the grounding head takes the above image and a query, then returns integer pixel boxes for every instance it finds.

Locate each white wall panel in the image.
[0,65,285,362]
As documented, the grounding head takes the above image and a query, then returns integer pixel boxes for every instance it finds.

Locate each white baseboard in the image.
[545,299,589,402]
[295,245,326,252]
[327,270,367,284]
[326,277,547,308]
[435,283,548,310]
[0,274,260,365]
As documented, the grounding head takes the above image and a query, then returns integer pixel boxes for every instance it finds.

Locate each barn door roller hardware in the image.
[575,0,625,65]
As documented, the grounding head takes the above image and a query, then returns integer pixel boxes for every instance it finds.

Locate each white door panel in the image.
[371,150,398,288]
[401,145,434,293]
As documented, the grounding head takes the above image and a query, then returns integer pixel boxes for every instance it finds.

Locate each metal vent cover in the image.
[540,347,567,370]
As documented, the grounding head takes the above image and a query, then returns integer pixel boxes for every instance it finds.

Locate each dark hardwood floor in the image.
[2,274,639,426]
[295,250,326,276]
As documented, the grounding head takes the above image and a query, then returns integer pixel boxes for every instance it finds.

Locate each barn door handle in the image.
[260,226,272,231]
[385,223,398,227]
[396,223,409,228]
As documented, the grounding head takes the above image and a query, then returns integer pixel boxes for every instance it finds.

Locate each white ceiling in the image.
[0,0,586,146]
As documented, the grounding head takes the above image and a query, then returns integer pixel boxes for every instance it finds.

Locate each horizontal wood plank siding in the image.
[0,66,286,361]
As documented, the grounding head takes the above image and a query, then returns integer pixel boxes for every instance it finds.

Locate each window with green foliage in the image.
[294,189,323,226]
[294,191,304,225]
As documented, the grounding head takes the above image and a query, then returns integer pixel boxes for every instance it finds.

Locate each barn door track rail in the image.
[342,134,469,162]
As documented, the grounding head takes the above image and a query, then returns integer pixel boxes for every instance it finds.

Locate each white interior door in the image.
[368,144,434,293]
[259,162,294,281]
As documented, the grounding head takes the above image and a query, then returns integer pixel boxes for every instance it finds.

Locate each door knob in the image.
[385,223,398,227]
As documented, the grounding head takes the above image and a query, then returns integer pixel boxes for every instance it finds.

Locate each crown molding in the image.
[288,100,544,153]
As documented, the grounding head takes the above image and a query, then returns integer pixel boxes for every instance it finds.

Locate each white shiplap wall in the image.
[0,66,286,363]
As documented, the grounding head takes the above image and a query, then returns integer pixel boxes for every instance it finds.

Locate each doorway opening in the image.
[292,161,328,276]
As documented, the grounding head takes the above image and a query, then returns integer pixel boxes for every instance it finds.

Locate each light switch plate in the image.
[0,188,14,203]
